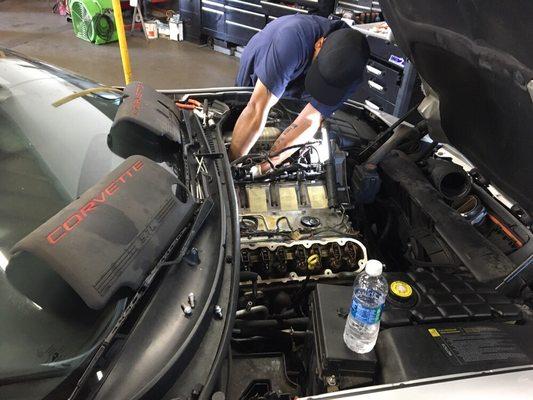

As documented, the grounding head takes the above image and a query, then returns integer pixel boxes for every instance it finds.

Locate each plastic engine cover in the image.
[7,155,195,309]
[108,81,182,162]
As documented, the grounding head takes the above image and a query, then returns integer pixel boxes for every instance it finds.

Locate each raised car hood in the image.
[380,0,533,217]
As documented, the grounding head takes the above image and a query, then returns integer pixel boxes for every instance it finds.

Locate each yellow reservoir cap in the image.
[390,280,413,298]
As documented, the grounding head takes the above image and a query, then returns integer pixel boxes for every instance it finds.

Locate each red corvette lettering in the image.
[93,191,106,203]
[131,83,144,116]
[80,201,97,217]
[132,160,143,171]
[64,214,82,231]
[105,181,119,195]
[46,160,144,245]
[47,226,67,245]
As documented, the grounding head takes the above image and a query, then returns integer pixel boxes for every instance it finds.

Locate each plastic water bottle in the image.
[343,259,388,353]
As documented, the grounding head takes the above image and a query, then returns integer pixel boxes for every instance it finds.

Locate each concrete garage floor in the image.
[0,0,240,88]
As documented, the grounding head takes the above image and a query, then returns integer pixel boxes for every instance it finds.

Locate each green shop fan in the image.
[69,0,118,44]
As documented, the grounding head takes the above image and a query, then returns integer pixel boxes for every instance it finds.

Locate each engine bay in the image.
[188,96,532,399]
[107,85,532,399]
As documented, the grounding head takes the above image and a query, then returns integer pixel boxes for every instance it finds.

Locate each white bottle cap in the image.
[365,259,383,276]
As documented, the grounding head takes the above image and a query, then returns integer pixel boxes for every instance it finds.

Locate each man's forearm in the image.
[229,103,267,161]
[262,122,314,169]
[229,79,278,161]
[260,103,322,172]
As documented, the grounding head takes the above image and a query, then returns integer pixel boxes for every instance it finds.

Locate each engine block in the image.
[237,179,367,282]
[241,237,367,281]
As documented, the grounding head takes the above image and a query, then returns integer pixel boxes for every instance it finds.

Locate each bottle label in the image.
[350,298,384,325]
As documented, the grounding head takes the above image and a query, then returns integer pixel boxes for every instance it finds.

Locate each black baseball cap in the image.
[305,28,370,106]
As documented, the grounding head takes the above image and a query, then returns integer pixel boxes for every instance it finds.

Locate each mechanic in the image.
[228,14,369,173]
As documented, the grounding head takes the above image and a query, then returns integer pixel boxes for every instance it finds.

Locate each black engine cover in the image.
[8,156,195,309]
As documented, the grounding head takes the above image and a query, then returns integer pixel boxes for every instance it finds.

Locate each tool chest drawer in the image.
[224,5,266,29]
[365,59,401,87]
[351,86,396,115]
[203,0,225,5]
[361,60,402,103]
[201,0,226,34]
[366,35,406,68]
[226,0,263,12]
[225,19,262,45]
[199,0,324,45]
[337,0,381,12]
[260,1,309,18]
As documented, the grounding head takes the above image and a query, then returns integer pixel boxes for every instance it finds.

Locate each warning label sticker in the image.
[427,326,530,366]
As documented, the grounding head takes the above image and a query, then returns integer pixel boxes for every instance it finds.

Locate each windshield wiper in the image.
[160,197,214,267]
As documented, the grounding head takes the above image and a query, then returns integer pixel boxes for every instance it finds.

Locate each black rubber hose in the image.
[268,142,319,158]
[425,158,472,201]
[233,326,307,337]
[234,318,309,330]
[412,141,439,163]
[253,163,313,181]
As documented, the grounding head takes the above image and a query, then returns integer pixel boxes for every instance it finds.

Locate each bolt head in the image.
[188,293,196,308]
[181,304,193,316]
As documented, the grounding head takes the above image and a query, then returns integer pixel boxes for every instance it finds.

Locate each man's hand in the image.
[259,102,322,173]
[229,79,279,161]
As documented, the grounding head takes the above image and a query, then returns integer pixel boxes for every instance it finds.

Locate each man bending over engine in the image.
[229,14,369,174]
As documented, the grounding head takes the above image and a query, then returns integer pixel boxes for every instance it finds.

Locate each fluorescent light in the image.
[96,370,103,381]
[318,126,331,162]
[0,250,8,271]
[31,301,43,311]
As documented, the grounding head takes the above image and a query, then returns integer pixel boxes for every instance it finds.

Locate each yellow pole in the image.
[111,0,132,85]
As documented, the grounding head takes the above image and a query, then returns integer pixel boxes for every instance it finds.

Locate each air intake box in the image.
[376,322,533,383]
[7,156,195,309]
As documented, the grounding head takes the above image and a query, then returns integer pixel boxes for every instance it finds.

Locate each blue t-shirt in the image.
[235,15,355,117]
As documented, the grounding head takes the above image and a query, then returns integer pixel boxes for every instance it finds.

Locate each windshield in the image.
[0,51,124,397]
